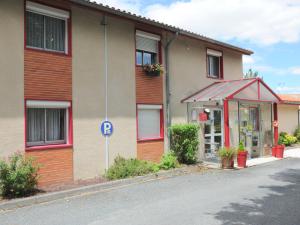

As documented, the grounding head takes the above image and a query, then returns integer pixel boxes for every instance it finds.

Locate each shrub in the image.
[218,147,236,159]
[0,153,39,198]
[159,152,179,170]
[238,141,245,152]
[106,156,159,180]
[294,128,300,142]
[279,132,297,146]
[170,124,199,164]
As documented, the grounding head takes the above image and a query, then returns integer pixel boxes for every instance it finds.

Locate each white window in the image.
[26,1,69,53]
[26,100,70,147]
[137,104,163,140]
[207,49,223,79]
[136,30,160,65]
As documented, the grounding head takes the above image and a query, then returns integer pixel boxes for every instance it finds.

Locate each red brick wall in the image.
[137,140,164,163]
[136,66,164,161]
[26,148,73,187]
[136,66,163,104]
[24,49,72,101]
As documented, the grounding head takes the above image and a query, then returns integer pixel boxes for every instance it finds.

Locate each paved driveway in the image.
[1,158,300,225]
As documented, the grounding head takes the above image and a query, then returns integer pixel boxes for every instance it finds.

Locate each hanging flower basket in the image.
[143,64,164,77]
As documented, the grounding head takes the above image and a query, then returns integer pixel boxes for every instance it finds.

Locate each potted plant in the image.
[276,136,285,158]
[218,147,236,169]
[143,63,163,76]
[237,142,248,168]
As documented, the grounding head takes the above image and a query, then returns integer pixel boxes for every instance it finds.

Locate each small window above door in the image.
[207,48,223,79]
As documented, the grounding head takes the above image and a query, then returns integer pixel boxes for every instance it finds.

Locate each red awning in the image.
[181,78,281,103]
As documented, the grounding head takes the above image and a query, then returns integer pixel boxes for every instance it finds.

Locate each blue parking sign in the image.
[101,121,113,137]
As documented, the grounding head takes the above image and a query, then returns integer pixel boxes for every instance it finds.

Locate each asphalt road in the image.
[1,158,300,225]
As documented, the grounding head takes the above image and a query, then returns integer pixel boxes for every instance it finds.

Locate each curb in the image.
[0,165,202,211]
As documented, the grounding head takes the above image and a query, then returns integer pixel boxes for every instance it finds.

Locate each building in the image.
[278,94,300,134]
[0,0,281,187]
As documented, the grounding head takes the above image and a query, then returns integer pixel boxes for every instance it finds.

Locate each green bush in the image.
[0,153,39,198]
[218,147,236,159]
[159,152,179,170]
[106,156,159,180]
[294,128,300,142]
[170,124,199,164]
[279,132,297,146]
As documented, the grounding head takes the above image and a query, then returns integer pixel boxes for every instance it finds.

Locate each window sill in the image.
[137,137,164,142]
[25,47,70,57]
[207,75,223,80]
[25,144,73,151]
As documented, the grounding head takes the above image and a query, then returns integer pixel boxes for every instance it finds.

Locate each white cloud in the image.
[290,67,300,75]
[243,56,255,65]
[275,85,300,94]
[96,0,300,45]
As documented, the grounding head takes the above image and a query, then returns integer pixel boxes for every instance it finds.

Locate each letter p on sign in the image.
[101,121,113,137]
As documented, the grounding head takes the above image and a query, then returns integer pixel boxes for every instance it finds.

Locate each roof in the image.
[278,94,300,104]
[70,0,253,55]
[181,78,281,103]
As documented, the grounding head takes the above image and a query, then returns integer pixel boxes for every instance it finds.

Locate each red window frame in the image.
[24,99,73,151]
[206,48,224,80]
[136,104,164,142]
[24,1,72,57]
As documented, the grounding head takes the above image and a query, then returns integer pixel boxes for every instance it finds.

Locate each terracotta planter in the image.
[221,157,234,169]
[272,146,277,157]
[276,144,285,158]
[237,151,248,168]
[145,70,161,76]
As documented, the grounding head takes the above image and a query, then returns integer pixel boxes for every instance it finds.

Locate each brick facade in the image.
[26,148,73,187]
[137,140,164,163]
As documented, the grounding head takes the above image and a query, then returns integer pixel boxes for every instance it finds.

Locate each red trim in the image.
[274,103,279,145]
[223,99,230,147]
[136,103,164,142]
[227,78,257,99]
[24,0,72,57]
[258,78,282,102]
[257,79,261,100]
[24,99,73,150]
[232,98,274,103]
[206,47,224,80]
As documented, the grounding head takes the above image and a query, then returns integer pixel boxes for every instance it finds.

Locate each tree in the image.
[244,69,259,78]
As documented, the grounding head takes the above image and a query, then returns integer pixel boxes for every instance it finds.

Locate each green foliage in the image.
[159,152,179,170]
[238,141,245,152]
[170,124,200,164]
[244,68,259,78]
[279,132,297,146]
[294,128,300,142]
[218,147,236,159]
[0,153,39,198]
[106,156,159,180]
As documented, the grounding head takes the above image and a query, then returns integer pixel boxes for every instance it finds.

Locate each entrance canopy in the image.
[181,78,281,103]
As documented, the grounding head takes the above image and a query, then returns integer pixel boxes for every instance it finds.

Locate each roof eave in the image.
[70,0,253,55]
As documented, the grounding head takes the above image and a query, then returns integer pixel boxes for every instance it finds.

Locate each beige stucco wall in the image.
[278,104,299,134]
[0,0,24,158]
[72,6,137,180]
[168,36,243,124]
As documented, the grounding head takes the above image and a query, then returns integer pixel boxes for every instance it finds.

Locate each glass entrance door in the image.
[204,109,223,160]
[239,103,261,158]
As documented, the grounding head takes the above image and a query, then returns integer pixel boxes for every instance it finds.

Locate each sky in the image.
[96,0,300,94]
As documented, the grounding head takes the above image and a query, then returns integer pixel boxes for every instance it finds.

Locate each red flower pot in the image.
[276,145,285,158]
[272,146,277,157]
[237,151,248,168]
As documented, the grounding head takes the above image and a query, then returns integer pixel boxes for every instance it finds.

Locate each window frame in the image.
[25,1,70,55]
[25,100,73,150]
[135,30,161,66]
[136,104,164,141]
[206,48,223,79]
[136,50,157,66]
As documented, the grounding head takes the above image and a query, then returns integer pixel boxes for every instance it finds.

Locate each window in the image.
[26,100,71,147]
[136,30,160,65]
[207,49,223,79]
[137,104,163,140]
[26,1,69,53]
